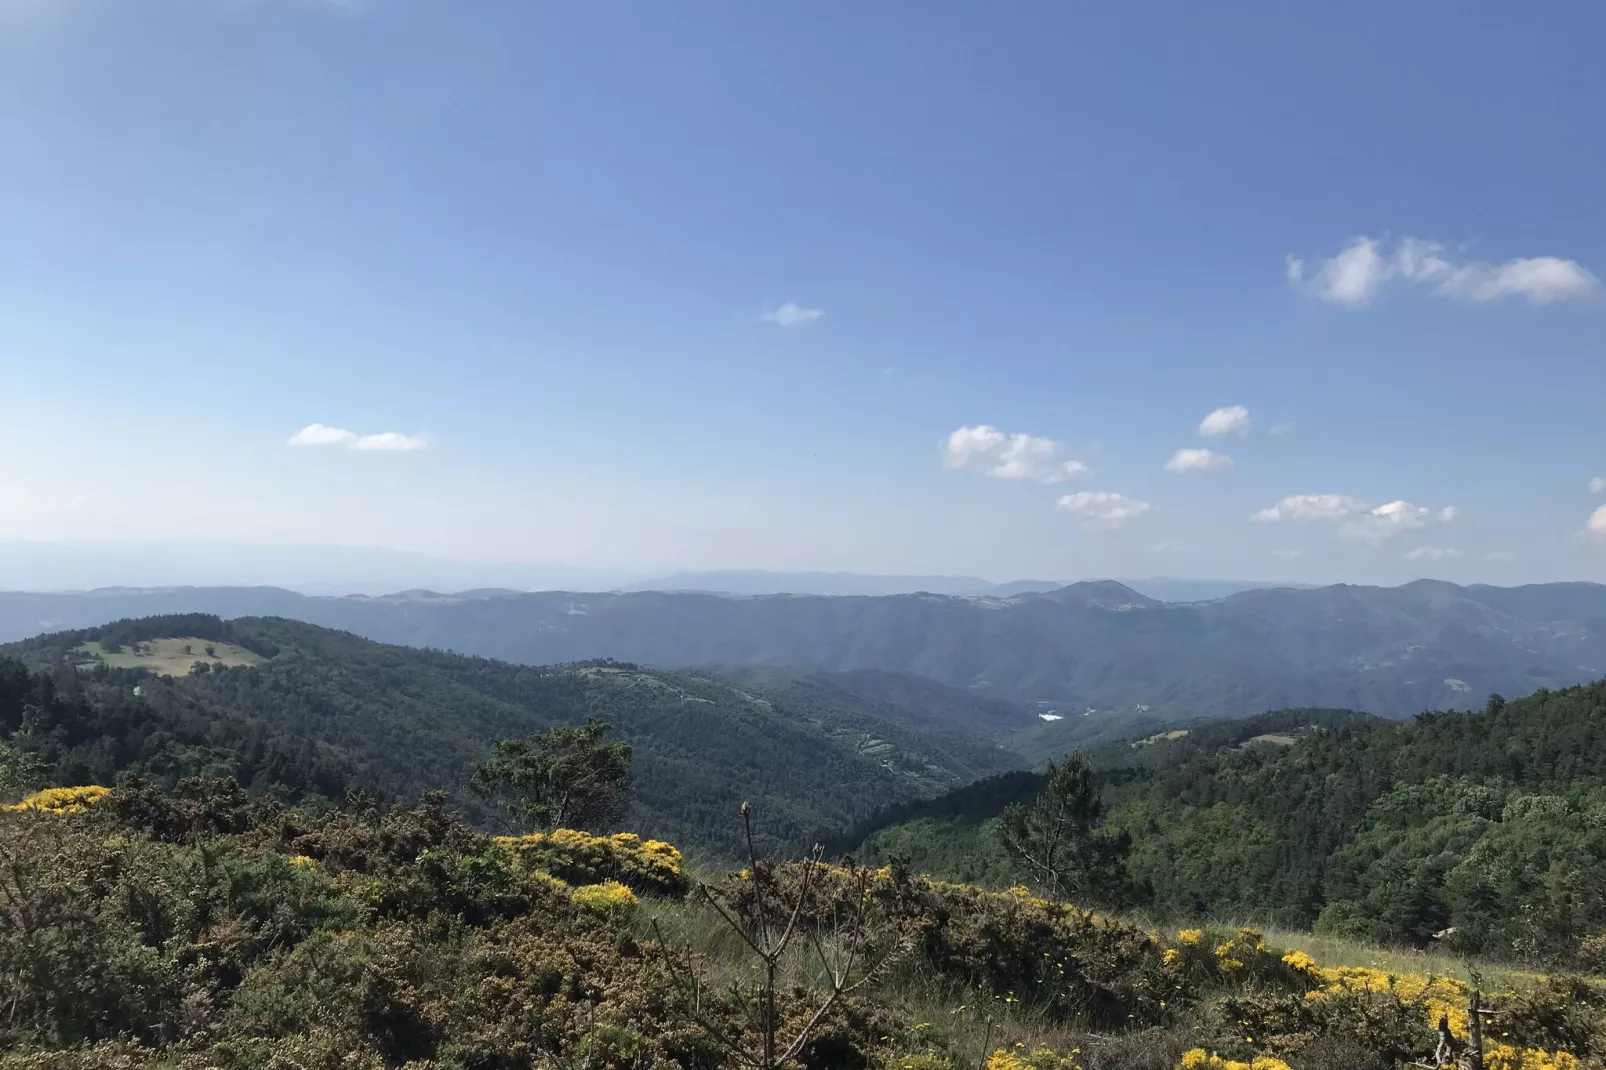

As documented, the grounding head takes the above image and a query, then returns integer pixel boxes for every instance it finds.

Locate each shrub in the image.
[491,828,689,897]
[2,785,110,814]
[571,880,639,917]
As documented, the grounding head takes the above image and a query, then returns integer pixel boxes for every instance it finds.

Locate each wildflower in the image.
[1178,928,1203,946]
[570,880,638,915]
[1280,950,1317,973]
[288,854,316,868]
[1177,1051,1292,1070]
[3,785,111,814]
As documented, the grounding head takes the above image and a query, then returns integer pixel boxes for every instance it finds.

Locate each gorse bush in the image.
[1,785,109,814]
[0,779,1601,1069]
[491,827,689,897]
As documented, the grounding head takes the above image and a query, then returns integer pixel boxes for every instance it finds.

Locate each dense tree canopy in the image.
[854,687,1606,966]
[0,615,1024,857]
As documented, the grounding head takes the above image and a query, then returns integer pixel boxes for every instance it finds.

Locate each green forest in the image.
[0,615,1023,857]
[852,689,1606,968]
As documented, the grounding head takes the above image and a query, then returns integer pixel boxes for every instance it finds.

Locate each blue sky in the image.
[2,0,1604,585]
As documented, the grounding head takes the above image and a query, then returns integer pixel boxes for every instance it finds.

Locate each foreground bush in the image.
[491,827,690,897]
[0,779,1600,1069]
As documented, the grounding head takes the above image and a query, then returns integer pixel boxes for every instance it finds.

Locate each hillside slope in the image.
[852,683,1606,962]
[5,580,1606,720]
[1,616,1024,856]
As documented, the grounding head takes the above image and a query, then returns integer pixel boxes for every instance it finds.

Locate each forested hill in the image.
[5,580,1606,721]
[0,616,1026,857]
[852,682,1606,962]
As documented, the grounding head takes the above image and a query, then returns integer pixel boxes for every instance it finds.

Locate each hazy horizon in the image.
[0,537,1568,600]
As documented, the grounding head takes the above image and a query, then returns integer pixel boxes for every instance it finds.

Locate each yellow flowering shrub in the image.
[1279,950,1316,973]
[3,785,110,814]
[1303,964,1470,1036]
[1484,1045,1583,1070]
[288,854,316,868]
[490,828,687,896]
[1177,1050,1292,1070]
[570,880,638,916]
[1163,927,1287,984]
[985,1046,1082,1070]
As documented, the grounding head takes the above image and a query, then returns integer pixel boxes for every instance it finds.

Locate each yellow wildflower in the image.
[570,880,638,915]
[1178,928,1203,946]
[3,785,111,814]
[1280,950,1317,973]
[1177,1050,1291,1070]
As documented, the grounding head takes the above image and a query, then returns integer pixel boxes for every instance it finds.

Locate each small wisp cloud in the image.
[1198,406,1252,437]
[1165,448,1233,473]
[760,302,824,328]
[1253,494,1457,544]
[1287,235,1598,307]
[943,425,1089,485]
[1056,491,1151,529]
[288,424,429,452]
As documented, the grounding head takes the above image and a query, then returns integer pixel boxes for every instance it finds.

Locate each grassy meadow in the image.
[74,636,267,676]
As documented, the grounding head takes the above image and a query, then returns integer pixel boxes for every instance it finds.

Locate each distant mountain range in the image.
[3,579,1605,722]
[0,540,1289,602]
[623,570,1294,602]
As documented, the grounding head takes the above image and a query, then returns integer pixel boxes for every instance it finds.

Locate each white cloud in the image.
[1344,500,1432,544]
[1269,422,1295,437]
[942,425,1089,484]
[1198,405,1251,438]
[288,424,428,452]
[352,431,429,452]
[1405,546,1462,561]
[1288,235,1598,306]
[1590,476,1606,494]
[1056,491,1151,529]
[1286,238,1387,306]
[1589,505,1606,537]
[1164,448,1233,473]
[1252,494,1368,523]
[1438,257,1598,304]
[1271,549,1303,559]
[1483,551,1518,562]
[760,302,824,328]
[1252,494,1451,543]
[288,423,357,447]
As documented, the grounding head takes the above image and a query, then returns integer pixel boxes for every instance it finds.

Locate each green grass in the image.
[76,637,266,677]
[643,858,1600,1069]
[1258,925,1545,990]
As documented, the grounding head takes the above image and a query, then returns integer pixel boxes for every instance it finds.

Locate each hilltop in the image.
[0,615,1025,857]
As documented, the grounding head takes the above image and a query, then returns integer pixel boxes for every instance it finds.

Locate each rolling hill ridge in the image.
[4,580,1606,722]
[1,615,1026,857]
